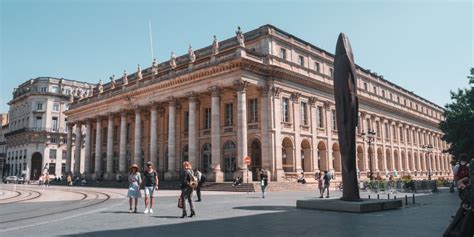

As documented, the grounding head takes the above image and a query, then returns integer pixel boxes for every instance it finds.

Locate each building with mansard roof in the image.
[4,77,92,180]
[64,25,452,182]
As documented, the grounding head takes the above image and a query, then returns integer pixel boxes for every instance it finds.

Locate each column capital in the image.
[167,96,177,106]
[208,85,221,97]
[290,92,301,103]
[323,100,331,110]
[257,84,272,96]
[107,112,114,118]
[272,86,282,98]
[308,97,317,106]
[186,91,199,102]
[149,101,160,110]
[233,79,249,92]
[134,105,142,113]
[66,122,75,129]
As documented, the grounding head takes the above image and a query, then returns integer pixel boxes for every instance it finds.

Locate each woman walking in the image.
[180,161,196,218]
[127,164,142,213]
[315,172,323,198]
[260,170,268,198]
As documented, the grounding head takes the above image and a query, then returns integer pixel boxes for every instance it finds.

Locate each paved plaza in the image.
[0,184,458,237]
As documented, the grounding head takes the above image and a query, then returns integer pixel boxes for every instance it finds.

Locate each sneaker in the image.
[149,209,153,214]
[144,208,149,214]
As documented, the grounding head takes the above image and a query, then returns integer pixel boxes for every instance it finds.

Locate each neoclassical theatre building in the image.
[65,25,452,182]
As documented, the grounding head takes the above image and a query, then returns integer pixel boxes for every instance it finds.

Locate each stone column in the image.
[325,102,334,172]
[292,92,303,173]
[165,98,178,180]
[82,119,92,178]
[105,113,114,180]
[234,79,252,181]
[272,86,285,181]
[119,111,127,174]
[133,107,142,170]
[66,123,73,174]
[309,97,319,173]
[73,123,82,176]
[208,86,223,182]
[188,92,198,168]
[93,117,102,179]
[149,104,158,168]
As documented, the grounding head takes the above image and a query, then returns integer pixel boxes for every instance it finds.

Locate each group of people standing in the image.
[126,161,205,218]
[315,171,332,198]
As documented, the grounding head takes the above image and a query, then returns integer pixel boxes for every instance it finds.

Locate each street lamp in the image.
[361,129,376,180]
[421,144,433,180]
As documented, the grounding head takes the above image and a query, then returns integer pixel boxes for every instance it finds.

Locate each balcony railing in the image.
[4,127,67,137]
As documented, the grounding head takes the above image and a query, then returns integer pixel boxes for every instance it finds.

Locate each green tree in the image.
[439,68,474,160]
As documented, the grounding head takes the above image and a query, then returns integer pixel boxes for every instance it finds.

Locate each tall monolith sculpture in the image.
[333,33,360,201]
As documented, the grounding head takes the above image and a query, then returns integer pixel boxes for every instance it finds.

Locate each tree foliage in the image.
[439,68,474,160]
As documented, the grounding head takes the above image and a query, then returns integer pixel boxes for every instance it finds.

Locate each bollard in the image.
[377,194,379,199]
[413,194,415,204]
[394,196,397,199]
[368,195,371,199]
[388,193,390,199]
[405,195,408,205]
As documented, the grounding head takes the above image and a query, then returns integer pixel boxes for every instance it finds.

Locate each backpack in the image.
[200,174,207,184]
[456,164,469,181]
[188,170,198,189]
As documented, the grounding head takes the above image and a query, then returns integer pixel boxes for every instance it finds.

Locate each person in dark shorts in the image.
[143,162,158,214]
[322,171,331,198]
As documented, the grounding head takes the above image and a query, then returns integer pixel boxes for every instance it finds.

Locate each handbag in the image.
[178,196,184,209]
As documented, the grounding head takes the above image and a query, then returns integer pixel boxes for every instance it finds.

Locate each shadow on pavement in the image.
[232,205,295,211]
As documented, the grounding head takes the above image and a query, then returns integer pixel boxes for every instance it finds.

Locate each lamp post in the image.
[421,144,433,180]
[361,129,376,180]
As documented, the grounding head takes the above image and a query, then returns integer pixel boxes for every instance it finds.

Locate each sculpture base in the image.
[296,198,402,213]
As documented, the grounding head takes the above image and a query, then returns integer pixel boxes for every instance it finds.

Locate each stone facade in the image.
[65,25,451,182]
[0,113,9,178]
[4,77,92,180]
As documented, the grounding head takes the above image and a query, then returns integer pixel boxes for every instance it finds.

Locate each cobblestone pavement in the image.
[0,184,458,237]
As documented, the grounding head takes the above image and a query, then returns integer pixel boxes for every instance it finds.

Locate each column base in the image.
[273,169,286,181]
[164,171,180,181]
[103,172,115,181]
[91,172,103,181]
[234,169,252,183]
[81,172,92,180]
[207,170,224,182]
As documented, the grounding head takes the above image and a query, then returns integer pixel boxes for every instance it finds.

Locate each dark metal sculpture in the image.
[333,33,360,201]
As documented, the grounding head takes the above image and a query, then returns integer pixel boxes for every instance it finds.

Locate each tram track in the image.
[0,190,22,201]
[0,189,42,205]
[0,189,111,225]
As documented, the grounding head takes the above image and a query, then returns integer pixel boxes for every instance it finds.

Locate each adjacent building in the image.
[4,77,92,180]
[0,113,9,178]
[65,25,452,182]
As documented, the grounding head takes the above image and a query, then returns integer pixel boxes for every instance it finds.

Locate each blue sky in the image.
[0,0,472,113]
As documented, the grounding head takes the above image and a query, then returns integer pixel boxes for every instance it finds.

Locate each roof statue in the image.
[110,75,116,89]
[151,58,158,75]
[236,26,245,47]
[122,70,128,85]
[188,45,196,63]
[97,80,104,94]
[137,64,143,80]
[170,52,177,69]
[212,35,219,55]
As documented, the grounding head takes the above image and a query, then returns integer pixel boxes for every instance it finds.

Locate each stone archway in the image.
[201,143,211,174]
[357,146,365,172]
[250,139,262,181]
[301,139,311,172]
[386,149,392,172]
[401,150,407,173]
[222,141,237,181]
[282,137,294,172]
[30,152,42,180]
[394,150,400,172]
[317,141,327,172]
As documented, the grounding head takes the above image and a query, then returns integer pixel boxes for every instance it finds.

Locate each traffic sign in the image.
[244,156,251,165]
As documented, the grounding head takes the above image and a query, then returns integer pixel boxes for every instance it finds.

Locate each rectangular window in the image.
[62,150,67,160]
[382,90,385,98]
[376,121,381,137]
[114,126,119,142]
[314,62,320,72]
[407,129,411,143]
[50,149,57,159]
[37,102,43,111]
[225,103,233,126]
[204,108,211,129]
[301,102,308,125]
[331,110,337,130]
[317,106,324,128]
[385,123,389,139]
[35,116,42,129]
[52,117,58,131]
[126,123,130,142]
[51,86,59,93]
[366,118,371,131]
[364,83,368,91]
[282,98,290,123]
[53,103,59,112]
[373,86,377,95]
[51,136,57,144]
[248,99,258,123]
[329,68,334,78]
[399,127,404,142]
[184,111,189,132]
[298,55,305,67]
[41,87,47,92]
[390,93,393,101]
[279,48,287,60]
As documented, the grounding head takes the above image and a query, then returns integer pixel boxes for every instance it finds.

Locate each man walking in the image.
[143,162,159,214]
[322,171,331,198]
[194,169,205,202]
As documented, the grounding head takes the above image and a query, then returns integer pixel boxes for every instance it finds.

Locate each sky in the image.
[0,0,472,113]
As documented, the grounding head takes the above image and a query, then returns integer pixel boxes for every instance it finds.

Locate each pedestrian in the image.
[322,171,331,198]
[67,174,72,186]
[143,162,158,214]
[194,169,204,202]
[38,175,44,187]
[260,170,268,198]
[454,154,470,182]
[44,173,50,187]
[297,172,306,184]
[179,161,196,218]
[127,164,142,213]
[315,172,323,198]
